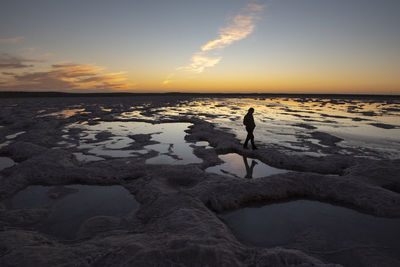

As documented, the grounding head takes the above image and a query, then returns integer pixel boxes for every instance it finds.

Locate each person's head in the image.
[248,107,254,114]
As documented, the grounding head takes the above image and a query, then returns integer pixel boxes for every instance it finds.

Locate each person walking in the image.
[243,107,257,150]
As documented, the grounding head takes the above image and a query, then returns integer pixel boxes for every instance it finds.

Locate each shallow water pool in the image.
[64,121,203,164]
[205,153,288,178]
[156,97,400,159]
[220,200,400,266]
[5,184,139,239]
[0,157,15,171]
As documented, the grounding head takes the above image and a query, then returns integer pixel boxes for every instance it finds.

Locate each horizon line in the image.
[0,91,399,98]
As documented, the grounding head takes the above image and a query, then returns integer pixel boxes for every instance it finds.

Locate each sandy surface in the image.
[0,95,399,266]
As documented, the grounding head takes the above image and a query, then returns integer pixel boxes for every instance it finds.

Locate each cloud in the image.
[2,72,15,76]
[162,73,175,85]
[0,62,134,92]
[201,14,258,51]
[0,36,24,43]
[180,2,264,73]
[177,53,222,73]
[0,53,38,69]
[163,2,264,85]
[51,64,104,77]
[79,72,128,84]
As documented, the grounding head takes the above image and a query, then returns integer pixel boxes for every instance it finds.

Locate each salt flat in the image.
[0,95,399,266]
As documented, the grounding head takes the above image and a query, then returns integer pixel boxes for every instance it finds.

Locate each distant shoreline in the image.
[0,91,399,99]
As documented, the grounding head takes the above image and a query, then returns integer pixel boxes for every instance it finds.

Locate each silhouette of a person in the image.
[243,155,258,178]
[243,107,257,149]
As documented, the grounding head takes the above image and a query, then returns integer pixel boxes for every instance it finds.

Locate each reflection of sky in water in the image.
[5,185,138,240]
[194,141,212,149]
[220,200,400,267]
[0,157,15,171]
[64,122,202,164]
[206,153,288,178]
[38,108,89,119]
[6,131,25,139]
[143,123,202,165]
[154,98,400,159]
[73,152,104,162]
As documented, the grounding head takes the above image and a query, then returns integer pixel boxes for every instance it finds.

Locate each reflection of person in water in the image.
[243,107,257,149]
[243,155,257,178]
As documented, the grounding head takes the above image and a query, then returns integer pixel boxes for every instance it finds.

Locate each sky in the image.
[0,0,399,94]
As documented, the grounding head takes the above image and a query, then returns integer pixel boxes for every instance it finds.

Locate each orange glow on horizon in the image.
[127,72,400,94]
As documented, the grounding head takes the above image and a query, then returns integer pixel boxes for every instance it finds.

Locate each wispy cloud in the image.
[163,2,264,85]
[0,36,24,44]
[177,52,222,73]
[0,53,39,69]
[201,4,264,52]
[0,61,134,92]
[51,63,104,77]
[162,73,175,85]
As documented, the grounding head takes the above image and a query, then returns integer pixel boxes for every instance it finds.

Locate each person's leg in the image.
[244,132,250,148]
[249,130,257,149]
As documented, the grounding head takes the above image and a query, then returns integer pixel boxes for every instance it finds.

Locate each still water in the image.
[5,185,139,239]
[220,200,400,266]
[206,153,288,178]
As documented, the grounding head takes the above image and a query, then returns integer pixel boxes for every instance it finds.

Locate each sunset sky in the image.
[0,0,399,94]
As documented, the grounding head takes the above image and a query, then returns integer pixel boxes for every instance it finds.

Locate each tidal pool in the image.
[0,141,11,149]
[64,121,203,164]
[0,157,15,171]
[220,200,400,266]
[143,123,203,165]
[205,153,288,178]
[155,98,400,159]
[73,152,105,162]
[39,108,88,118]
[6,131,25,140]
[5,185,139,240]
[194,141,212,148]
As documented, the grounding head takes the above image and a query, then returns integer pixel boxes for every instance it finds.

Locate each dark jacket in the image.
[243,113,255,130]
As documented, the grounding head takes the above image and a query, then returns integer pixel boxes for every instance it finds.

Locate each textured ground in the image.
[0,95,399,266]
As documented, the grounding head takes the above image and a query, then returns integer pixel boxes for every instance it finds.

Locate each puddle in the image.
[0,157,16,171]
[195,141,210,146]
[144,124,203,164]
[117,110,145,119]
[6,131,25,139]
[220,200,400,266]
[0,141,11,149]
[73,152,105,162]
[39,108,88,118]
[291,151,328,158]
[100,107,112,112]
[65,122,202,164]
[4,185,139,240]
[155,98,400,159]
[146,154,180,164]
[194,141,213,149]
[205,153,288,178]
